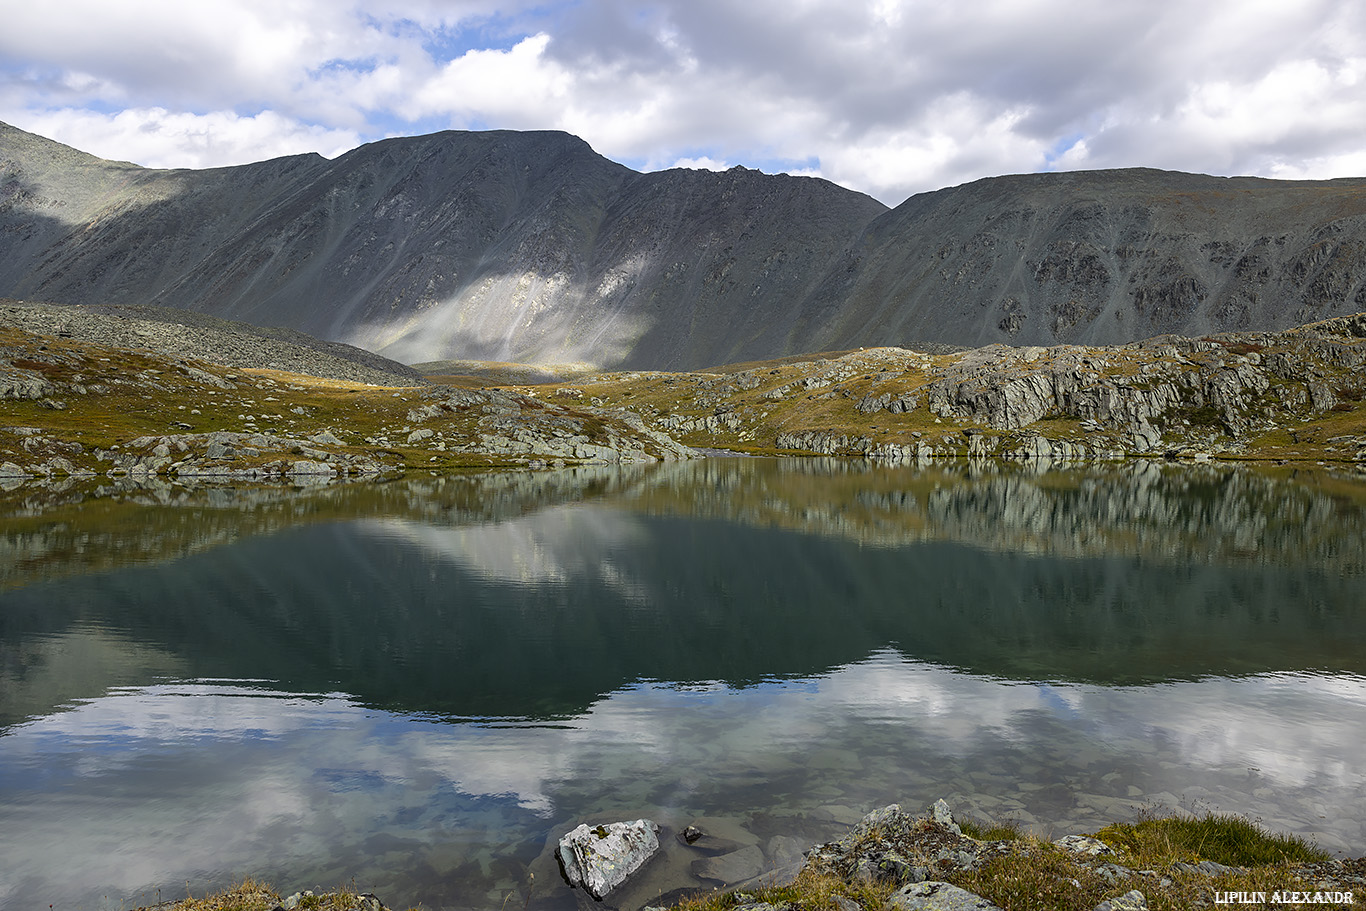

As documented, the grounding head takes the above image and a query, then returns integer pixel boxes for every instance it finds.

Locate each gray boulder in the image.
[1054,835,1116,857]
[557,819,661,900]
[286,459,335,477]
[887,881,1004,911]
[930,799,962,837]
[1094,890,1148,911]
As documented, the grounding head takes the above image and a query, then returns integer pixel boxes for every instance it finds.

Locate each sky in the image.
[2,0,1365,206]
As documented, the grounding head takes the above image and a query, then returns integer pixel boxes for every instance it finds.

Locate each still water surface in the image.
[2,459,1365,910]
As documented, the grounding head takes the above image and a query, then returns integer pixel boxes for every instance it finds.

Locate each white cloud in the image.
[818,95,1045,202]
[369,508,654,603]
[669,156,730,171]
[4,107,361,169]
[4,660,1366,910]
[402,33,569,125]
[2,0,1366,203]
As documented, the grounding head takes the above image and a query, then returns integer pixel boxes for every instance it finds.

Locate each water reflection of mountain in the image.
[630,458,1366,571]
[7,459,1364,589]
[0,466,659,589]
[3,459,1365,728]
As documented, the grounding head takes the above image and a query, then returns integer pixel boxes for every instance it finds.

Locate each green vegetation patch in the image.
[137,880,404,911]
[152,879,281,911]
[952,841,1115,911]
[957,816,1025,842]
[1095,811,1331,868]
[666,868,889,911]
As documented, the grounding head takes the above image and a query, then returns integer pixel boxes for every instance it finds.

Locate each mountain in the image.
[4,122,1366,369]
[0,123,885,369]
[789,168,1366,351]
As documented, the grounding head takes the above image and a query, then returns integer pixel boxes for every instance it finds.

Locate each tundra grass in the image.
[1094,811,1331,868]
[0,328,635,473]
[138,879,411,911]
[8,324,1366,469]
[663,813,1352,911]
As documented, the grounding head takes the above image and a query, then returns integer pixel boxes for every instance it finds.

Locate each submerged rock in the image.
[694,844,766,884]
[557,818,661,899]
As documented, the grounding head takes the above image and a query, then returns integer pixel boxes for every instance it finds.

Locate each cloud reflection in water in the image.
[2,657,1364,910]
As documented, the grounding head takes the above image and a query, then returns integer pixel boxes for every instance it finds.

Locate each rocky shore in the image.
[795,801,1362,911]
[157,801,1363,911]
[686,313,1366,464]
[551,801,1364,911]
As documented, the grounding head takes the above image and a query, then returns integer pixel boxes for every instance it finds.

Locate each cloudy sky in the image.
[2,0,1365,205]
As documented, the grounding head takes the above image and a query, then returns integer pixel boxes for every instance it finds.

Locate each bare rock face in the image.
[557,819,661,899]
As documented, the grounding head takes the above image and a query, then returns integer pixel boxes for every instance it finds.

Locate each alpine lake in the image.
[2,457,1365,911]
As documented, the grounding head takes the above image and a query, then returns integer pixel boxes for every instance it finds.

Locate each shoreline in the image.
[130,801,1366,911]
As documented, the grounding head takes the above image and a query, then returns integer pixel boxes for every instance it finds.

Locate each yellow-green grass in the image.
[0,327,639,473]
[1095,811,1331,868]
[136,880,413,911]
[524,352,962,455]
[8,323,1366,470]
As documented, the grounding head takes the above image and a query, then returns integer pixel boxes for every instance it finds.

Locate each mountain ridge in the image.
[4,121,1366,369]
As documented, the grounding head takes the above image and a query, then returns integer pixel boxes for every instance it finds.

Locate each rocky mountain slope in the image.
[791,168,1366,352]
[6,122,1366,370]
[0,122,884,369]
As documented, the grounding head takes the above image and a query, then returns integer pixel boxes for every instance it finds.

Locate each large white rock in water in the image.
[557,819,661,899]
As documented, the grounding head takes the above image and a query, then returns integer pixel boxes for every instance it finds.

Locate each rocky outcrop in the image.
[913,324,1366,456]
[887,882,1003,911]
[407,386,694,464]
[806,802,982,890]
[91,430,391,480]
[753,317,1366,462]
